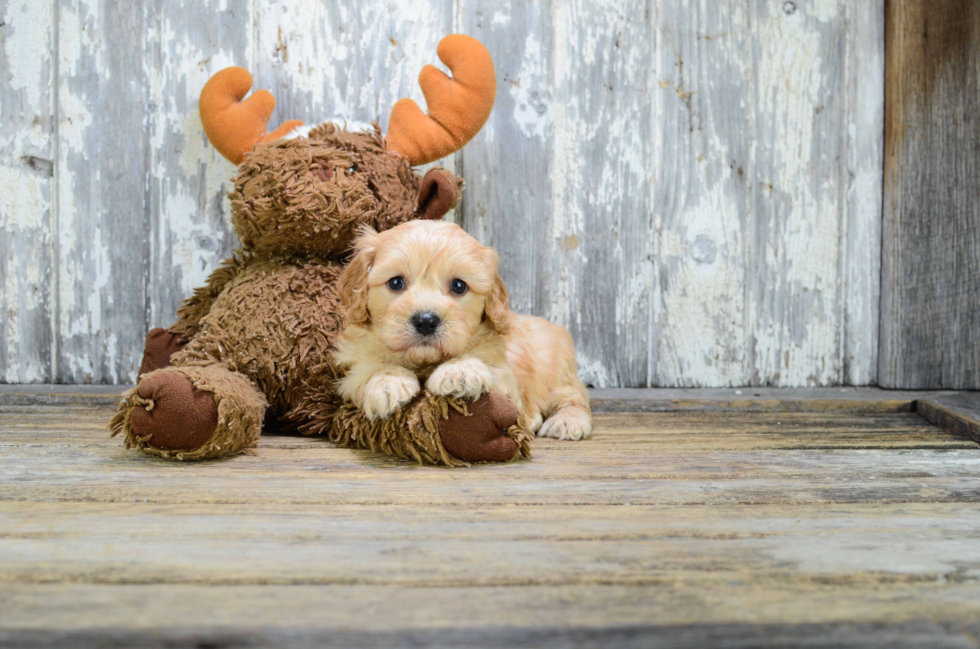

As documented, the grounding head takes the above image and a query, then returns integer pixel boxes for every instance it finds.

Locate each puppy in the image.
[334,220,592,441]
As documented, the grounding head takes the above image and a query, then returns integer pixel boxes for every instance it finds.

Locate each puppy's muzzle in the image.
[410,311,441,337]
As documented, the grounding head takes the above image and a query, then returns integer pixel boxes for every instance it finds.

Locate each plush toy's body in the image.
[110,36,532,465]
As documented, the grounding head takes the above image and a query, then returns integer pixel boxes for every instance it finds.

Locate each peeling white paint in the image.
[0,0,53,383]
[509,32,550,140]
[0,165,45,230]
[2,2,51,117]
[1,1,885,386]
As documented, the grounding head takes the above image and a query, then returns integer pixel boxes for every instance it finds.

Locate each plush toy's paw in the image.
[128,371,219,451]
[426,357,494,400]
[362,373,421,421]
[138,328,185,377]
[537,407,593,441]
[438,393,520,462]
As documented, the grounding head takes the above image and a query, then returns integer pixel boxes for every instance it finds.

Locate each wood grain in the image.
[3,585,979,648]
[0,2,888,387]
[0,1,55,382]
[55,0,151,383]
[146,0,249,334]
[2,406,978,509]
[456,1,885,388]
[916,393,980,445]
[1,396,980,645]
[880,0,980,389]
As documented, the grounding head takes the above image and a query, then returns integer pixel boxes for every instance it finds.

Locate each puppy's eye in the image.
[387,276,405,291]
[348,163,358,173]
[450,278,468,295]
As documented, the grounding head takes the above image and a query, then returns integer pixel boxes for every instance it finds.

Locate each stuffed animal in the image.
[109,35,531,465]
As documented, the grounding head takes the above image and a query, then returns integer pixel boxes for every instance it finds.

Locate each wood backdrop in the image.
[880,0,980,390]
[1,0,887,386]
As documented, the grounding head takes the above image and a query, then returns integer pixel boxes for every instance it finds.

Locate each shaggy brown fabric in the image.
[138,328,185,377]
[110,364,267,461]
[114,123,532,465]
[293,386,531,466]
[231,124,420,257]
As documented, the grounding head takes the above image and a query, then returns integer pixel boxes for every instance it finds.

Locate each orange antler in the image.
[199,67,304,165]
[386,35,496,166]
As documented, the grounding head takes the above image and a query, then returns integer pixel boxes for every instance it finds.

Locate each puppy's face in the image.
[340,221,508,367]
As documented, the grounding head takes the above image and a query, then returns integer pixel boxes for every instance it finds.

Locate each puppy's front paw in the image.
[362,373,420,421]
[537,408,593,441]
[426,358,494,400]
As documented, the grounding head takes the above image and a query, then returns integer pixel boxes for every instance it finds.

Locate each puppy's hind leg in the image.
[537,383,592,441]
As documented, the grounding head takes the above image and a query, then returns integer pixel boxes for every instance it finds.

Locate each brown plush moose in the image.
[110,35,531,465]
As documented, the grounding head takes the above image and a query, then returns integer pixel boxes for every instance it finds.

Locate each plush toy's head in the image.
[199,34,495,256]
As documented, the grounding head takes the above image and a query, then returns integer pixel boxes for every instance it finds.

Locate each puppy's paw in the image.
[362,373,420,421]
[426,357,495,400]
[537,408,592,441]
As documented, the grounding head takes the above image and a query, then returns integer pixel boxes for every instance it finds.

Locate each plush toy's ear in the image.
[482,250,510,335]
[338,228,379,326]
[417,168,463,220]
[386,34,496,165]
[200,67,304,165]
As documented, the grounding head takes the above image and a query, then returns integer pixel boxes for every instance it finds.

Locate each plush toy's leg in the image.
[110,364,267,460]
[138,328,185,376]
[293,387,531,466]
[436,393,527,462]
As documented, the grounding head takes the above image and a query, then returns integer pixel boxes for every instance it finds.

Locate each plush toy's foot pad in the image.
[128,372,219,451]
[138,328,185,377]
[439,393,520,462]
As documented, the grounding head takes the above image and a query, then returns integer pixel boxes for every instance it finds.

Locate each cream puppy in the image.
[334,220,592,441]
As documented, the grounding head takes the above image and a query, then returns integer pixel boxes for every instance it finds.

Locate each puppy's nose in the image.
[411,311,441,337]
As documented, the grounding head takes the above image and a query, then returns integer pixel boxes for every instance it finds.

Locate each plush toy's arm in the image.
[168,251,251,341]
[290,381,531,467]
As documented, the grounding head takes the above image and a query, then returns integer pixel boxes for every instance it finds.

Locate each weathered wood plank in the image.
[650,1,882,387]
[2,406,973,449]
[0,1,55,382]
[3,584,979,648]
[745,0,853,386]
[0,385,942,411]
[652,0,753,387]
[2,391,979,644]
[145,0,250,350]
[5,446,980,506]
[468,0,654,388]
[842,0,885,385]
[2,3,888,388]
[2,501,980,588]
[55,0,150,383]
[454,0,554,325]
[252,1,453,138]
[880,0,980,389]
[917,393,980,445]
[455,1,884,388]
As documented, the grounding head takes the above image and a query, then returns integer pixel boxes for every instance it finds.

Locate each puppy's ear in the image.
[483,251,510,335]
[339,227,379,326]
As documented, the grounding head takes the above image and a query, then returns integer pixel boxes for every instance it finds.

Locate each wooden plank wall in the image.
[0,1,885,387]
[880,0,980,389]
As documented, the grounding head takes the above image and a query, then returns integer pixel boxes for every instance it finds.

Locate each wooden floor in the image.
[2,388,980,648]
